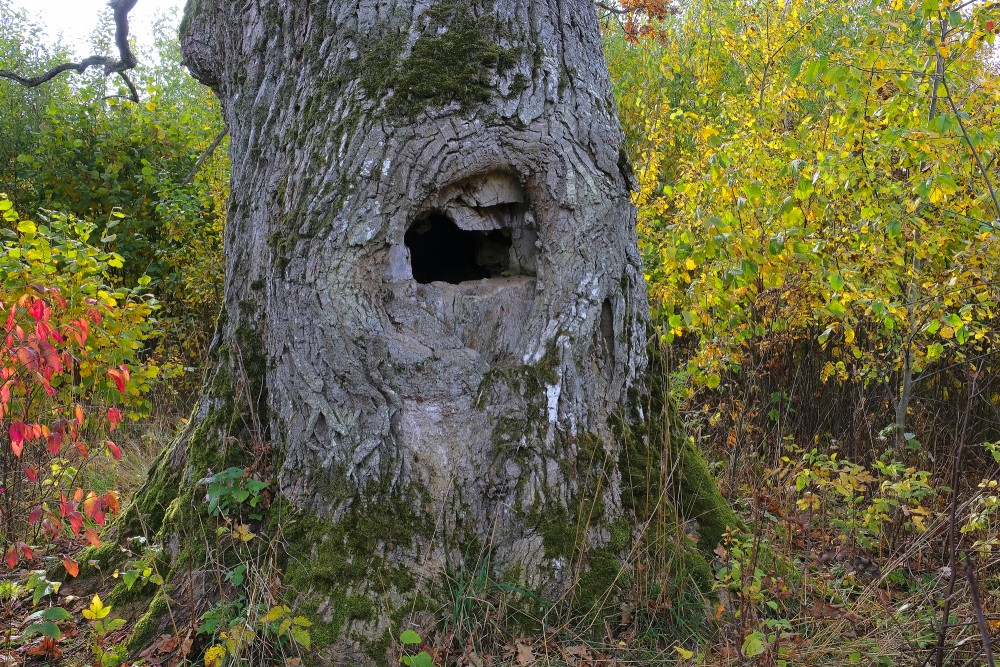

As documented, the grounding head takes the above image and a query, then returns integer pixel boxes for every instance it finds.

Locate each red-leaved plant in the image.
[1,288,127,572]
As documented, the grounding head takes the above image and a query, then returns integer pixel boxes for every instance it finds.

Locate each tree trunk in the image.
[120,0,735,662]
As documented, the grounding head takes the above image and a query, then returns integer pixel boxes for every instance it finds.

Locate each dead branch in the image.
[0,0,141,102]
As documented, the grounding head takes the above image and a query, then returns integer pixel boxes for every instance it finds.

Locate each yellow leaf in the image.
[261,605,289,624]
[685,257,697,270]
[675,645,695,659]
[83,595,110,620]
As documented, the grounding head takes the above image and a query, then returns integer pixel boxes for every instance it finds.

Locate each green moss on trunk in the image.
[359,0,523,116]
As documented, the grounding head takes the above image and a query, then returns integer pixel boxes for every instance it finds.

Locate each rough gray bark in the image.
[157,0,658,660]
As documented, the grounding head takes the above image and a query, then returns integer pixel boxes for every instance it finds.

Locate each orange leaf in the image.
[103,491,120,514]
[64,558,80,578]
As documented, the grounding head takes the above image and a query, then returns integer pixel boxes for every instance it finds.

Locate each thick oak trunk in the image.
[120,0,734,663]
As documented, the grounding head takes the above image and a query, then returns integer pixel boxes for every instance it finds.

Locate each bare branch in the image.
[180,127,229,188]
[0,0,140,102]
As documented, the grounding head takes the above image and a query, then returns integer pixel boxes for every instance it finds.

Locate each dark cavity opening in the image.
[405,211,512,284]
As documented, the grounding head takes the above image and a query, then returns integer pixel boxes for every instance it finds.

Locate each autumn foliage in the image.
[0,195,157,576]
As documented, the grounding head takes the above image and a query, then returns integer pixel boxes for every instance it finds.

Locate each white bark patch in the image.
[546,381,561,423]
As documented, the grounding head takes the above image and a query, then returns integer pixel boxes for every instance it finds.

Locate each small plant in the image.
[399,629,434,667]
[82,595,127,667]
[205,466,269,520]
[195,459,309,667]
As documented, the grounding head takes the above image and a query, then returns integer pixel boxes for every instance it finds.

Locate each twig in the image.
[964,550,996,667]
[931,366,979,667]
[180,127,229,187]
[941,73,1000,224]
[0,0,140,102]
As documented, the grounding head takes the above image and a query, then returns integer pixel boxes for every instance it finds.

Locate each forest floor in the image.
[2,405,997,667]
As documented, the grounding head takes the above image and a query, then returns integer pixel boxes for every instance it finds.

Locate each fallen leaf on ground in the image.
[515,639,535,666]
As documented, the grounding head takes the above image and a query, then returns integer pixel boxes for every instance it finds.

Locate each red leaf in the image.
[9,420,25,457]
[83,494,106,525]
[84,528,101,548]
[67,511,84,537]
[106,440,122,461]
[107,368,126,394]
[4,547,17,569]
[23,465,38,483]
[28,505,42,525]
[38,341,62,374]
[107,407,122,431]
[60,499,76,517]
[63,558,79,578]
[16,345,39,371]
[47,431,62,455]
[28,298,45,322]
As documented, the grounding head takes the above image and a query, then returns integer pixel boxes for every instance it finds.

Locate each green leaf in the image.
[41,607,73,622]
[936,173,958,195]
[794,175,814,200]
[407,652,434,667]
[25,621,61,640]
[827,300,847,317]
[123,569,140,590]
[400,629,422,645]
[788,55,805,79]
[290,626,311,649]
[742,631,767,657]
[803,59,824,84]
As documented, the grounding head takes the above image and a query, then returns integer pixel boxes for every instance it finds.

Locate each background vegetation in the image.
[1,0,999,664]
